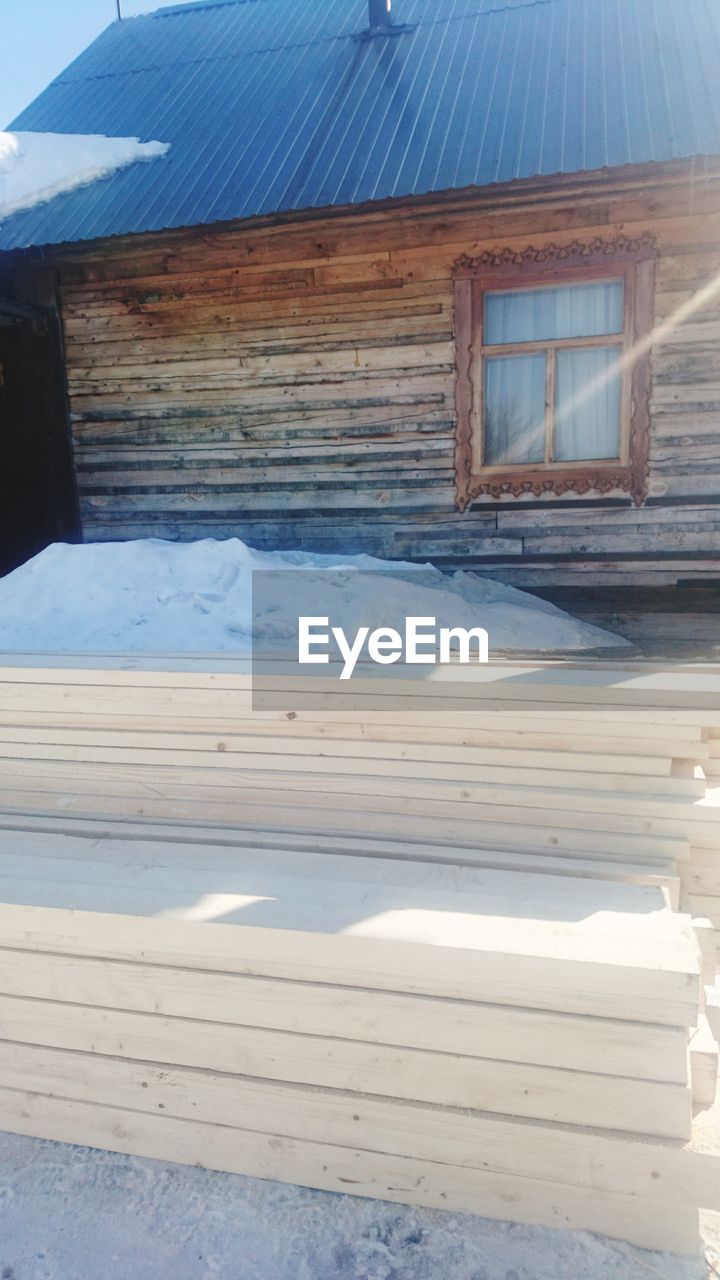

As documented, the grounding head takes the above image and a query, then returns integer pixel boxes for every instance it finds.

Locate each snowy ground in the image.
[0,539,627,655]
[0,1132,706,1280]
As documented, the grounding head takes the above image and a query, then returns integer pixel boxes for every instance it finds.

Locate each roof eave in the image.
[2,153,720,264]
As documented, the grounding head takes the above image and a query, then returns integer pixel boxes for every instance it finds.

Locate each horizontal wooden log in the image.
[36,181,720,576]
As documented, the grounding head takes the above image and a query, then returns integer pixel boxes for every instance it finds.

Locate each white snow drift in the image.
[0,539,627,654]
[0,131,169,220]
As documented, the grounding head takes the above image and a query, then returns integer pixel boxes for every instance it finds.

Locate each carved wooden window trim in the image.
[453,236,656,509]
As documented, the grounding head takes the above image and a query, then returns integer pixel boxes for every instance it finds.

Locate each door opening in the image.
[0,298,79,577]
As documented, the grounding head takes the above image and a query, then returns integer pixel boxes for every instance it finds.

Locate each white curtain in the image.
[555,347,622,461]
[485,280,623,345]
[484,354,545,465]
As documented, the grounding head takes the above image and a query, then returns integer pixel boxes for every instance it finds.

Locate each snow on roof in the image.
[0,131,169,221]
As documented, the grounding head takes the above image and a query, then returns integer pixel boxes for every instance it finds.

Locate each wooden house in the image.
[1,0,720,593]
[4,3,720,1253]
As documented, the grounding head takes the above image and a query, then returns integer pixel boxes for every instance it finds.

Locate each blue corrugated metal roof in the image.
[2,0,720,252]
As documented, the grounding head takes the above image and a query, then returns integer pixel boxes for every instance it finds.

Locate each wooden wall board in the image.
[11,173,719,585]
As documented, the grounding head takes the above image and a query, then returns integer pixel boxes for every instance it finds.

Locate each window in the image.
[453,238,656,507]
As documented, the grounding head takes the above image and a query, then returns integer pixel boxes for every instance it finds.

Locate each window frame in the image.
[453,237,656,509]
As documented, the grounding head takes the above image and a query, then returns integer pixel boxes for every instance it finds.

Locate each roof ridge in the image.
[147,0,556,21]
[47,0,560,86]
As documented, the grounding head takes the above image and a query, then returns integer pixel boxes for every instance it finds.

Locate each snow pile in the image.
[0,539,627,654]
[0,131,169,220]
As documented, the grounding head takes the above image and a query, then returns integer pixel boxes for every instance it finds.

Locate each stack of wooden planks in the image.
[0,657,718,1255]
[0,660,714,878]
[686,728,720,965]
[0,830,713,1255]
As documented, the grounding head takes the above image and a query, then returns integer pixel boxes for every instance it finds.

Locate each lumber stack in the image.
[685,730,720,967]
[0,830,714,1256]
[0,658,718,1254]
[0,660,715,880]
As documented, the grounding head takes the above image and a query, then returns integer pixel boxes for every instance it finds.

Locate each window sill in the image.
[457,463,637,507]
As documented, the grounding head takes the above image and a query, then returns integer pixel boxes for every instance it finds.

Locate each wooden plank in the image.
[0,778,699,860]
[0,1090,701,1255]
[0,661,716,728]
[0,826,680,901]
[0,1043,710,1207]
[0,786,690,862]
[0,658,717,696]
[0,1039,702,1198]
[0,901,701,1025]
[0,723,688,779]
[0,946,686,1081]
[0,994,690,1135]
[0,827,682,894]
[0,810,688,868]
[687,894,720,930]
[0,759,703,837]
[0,740,702,798]
[0,688,709,743]
[0,845,682,962]
[0,706,704,757]
[0,836,676,910]
[685,861,720,896]
[691,916,717,985]
[690,1015,718,1107]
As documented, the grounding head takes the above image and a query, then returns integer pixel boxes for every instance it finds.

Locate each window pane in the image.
[554,347,622,462]
[484,354,546,466]
[485,280,624,344]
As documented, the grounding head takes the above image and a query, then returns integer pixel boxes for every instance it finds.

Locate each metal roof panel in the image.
[1,0,719,251]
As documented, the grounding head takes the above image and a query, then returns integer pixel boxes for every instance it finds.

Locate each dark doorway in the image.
[0,299,79,577]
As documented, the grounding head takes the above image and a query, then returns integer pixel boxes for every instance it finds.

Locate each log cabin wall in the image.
[30,163,720,587]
